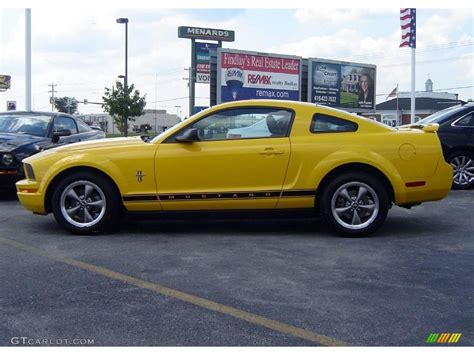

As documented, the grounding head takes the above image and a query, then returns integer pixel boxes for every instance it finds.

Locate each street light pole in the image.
[25,9,32,111]
[116,17,129,137]
[175,105,181,120]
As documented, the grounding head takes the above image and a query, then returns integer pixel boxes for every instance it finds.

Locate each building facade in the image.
[77,109,180,135]
[362,79,463,126]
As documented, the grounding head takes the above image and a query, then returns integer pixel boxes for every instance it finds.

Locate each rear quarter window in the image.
[76,119,92,133]
[453,112,474,127]
[310,114,358,133]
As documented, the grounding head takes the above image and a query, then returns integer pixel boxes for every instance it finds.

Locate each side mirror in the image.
[175,128,200,143]
[52,129,71,143]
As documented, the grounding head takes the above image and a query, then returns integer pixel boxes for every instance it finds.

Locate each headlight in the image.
[2,153,14,166]
[24,163,36,181]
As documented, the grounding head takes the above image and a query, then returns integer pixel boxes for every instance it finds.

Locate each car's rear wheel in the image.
[447,151,474,190]
[320,172,390,237]
[51,172,120,234]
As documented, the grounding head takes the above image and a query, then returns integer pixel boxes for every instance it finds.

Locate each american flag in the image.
[386,87,398,100]
[400,8,416,48]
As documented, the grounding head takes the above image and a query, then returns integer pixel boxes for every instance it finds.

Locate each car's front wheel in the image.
[448,151,474,190]
[51,172,120,234]
[320,172,390,237]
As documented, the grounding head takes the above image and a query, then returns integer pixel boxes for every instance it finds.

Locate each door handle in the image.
[258,148,284,155]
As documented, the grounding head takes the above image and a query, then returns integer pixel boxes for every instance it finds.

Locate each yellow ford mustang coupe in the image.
[16,100,452,236]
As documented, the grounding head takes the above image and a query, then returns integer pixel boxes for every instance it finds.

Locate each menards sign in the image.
[178,26,235,42]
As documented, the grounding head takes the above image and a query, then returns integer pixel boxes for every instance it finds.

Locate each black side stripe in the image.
[281,190,316,197]
[123,195,159,202]
[123,190,315,202]
[159,191,280,201]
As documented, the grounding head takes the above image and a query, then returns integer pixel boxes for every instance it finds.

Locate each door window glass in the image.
[76,119,92,133]
[53,116,78,134]
[454,113,474,127]
[180,108,293,141]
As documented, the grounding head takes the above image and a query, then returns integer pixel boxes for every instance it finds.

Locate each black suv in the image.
[417,103,474,189]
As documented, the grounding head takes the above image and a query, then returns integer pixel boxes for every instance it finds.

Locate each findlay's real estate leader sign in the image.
[217,48,301,103]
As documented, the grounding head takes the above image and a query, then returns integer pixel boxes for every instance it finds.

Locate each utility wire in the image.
[148,96,209,104]
[343,40,473,61]
[375,85,474,96]
[433,85,474,91]
[38,43,472,93]
[378,56,473,68]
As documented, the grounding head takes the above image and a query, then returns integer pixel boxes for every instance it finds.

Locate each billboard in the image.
[0,75,11,90]
[217,48,301,104]
[308,58,376,111]
[195,42,218,83]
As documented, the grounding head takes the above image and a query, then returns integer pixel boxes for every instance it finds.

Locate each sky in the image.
[0,1,473,116]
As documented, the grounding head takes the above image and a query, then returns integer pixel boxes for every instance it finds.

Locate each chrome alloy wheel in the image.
[330,182,380,230]
[60,180,106,228]
[450,155,474,186]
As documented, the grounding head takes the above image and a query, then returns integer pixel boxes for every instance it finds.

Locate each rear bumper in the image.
[395,159,453,205]
[16,179,47,214]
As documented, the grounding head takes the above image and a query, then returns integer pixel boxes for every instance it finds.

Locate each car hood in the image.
[49,136,147,152]
[0,133,46,152]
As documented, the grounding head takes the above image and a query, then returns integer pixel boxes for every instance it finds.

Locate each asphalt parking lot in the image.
[0,189,472,346]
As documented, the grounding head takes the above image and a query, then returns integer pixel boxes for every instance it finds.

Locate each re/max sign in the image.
[178,26,235,42]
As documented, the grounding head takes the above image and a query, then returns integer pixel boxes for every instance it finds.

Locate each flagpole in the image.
[410,47,415,123]
[396,83,399,125]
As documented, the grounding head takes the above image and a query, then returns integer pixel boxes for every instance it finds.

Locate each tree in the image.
[55,96,78,114]
[102,81,146,136]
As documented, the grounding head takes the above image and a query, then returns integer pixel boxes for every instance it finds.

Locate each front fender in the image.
[39,153,125,196]
[16,154,125,215]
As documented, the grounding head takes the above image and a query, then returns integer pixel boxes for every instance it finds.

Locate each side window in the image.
[176,108,292,141]
[76,119,92,133]
[53,116,78,134]
[310,114,358,133]
[454,113,474,127]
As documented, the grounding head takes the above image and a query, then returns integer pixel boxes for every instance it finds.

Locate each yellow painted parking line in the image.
[0,236,350,346]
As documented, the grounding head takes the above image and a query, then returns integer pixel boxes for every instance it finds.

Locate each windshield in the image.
[0,114,52,137]
[416,105,466,124]
[150,120,186,143]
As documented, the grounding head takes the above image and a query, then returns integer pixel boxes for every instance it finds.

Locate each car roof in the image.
[0,111,53,116]
[213,99,351,115]
[215,99,317,109]
[212,99,378,123]
[0,111,80,119]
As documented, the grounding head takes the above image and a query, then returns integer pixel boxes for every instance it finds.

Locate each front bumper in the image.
[16,179,47,214]
[0,168,23,187]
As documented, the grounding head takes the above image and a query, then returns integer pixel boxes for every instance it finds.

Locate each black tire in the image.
[447,151,474,190]
[320,172,390,237]
[51,172,120,234]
